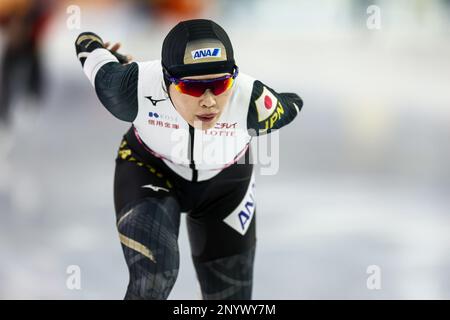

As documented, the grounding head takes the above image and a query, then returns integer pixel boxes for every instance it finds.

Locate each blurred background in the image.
[0,0,449,299]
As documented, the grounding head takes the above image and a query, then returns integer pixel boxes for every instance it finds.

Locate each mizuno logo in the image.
[146,96,167,106]
[142,184,170,193]
[191,48,221,60]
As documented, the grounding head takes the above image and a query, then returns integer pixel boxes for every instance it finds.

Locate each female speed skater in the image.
[75,19,303,300]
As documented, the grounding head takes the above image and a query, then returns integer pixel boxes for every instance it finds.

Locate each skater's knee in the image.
[125,266,179,300]
[194,246,256,300]
[124,236,180,300]
[117,197,181,253]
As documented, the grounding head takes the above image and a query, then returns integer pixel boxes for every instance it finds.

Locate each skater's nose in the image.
[200,89,216,108]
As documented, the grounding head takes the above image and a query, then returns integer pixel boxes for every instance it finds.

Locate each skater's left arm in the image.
[247,80,303,136]
[75,32,138,122]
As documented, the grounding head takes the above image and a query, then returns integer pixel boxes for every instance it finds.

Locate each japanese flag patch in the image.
[255,86,279,122]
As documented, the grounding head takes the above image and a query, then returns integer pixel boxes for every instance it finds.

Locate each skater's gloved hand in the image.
[279,92,303,110]
[104,41,133,64]
[75,32,133,66]
[75,31,104,54]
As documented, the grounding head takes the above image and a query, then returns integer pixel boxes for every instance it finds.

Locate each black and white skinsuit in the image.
[75,32,303,300]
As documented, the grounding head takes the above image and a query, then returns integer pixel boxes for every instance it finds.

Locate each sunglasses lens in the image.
[175,81,205,97]
[175,77,234,97]
[211,78,234,95]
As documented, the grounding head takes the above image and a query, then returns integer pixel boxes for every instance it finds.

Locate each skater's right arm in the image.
[75,32,138,122]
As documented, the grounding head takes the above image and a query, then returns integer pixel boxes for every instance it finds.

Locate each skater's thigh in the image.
[186,170,257,263]
[114,154,176,217]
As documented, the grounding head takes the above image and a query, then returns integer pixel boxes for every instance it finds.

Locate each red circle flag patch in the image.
[255,86,278,122]
[264,95,272,109]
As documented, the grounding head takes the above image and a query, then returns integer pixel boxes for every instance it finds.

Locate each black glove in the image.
[75,32,105,66]
[75,32,129,66]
